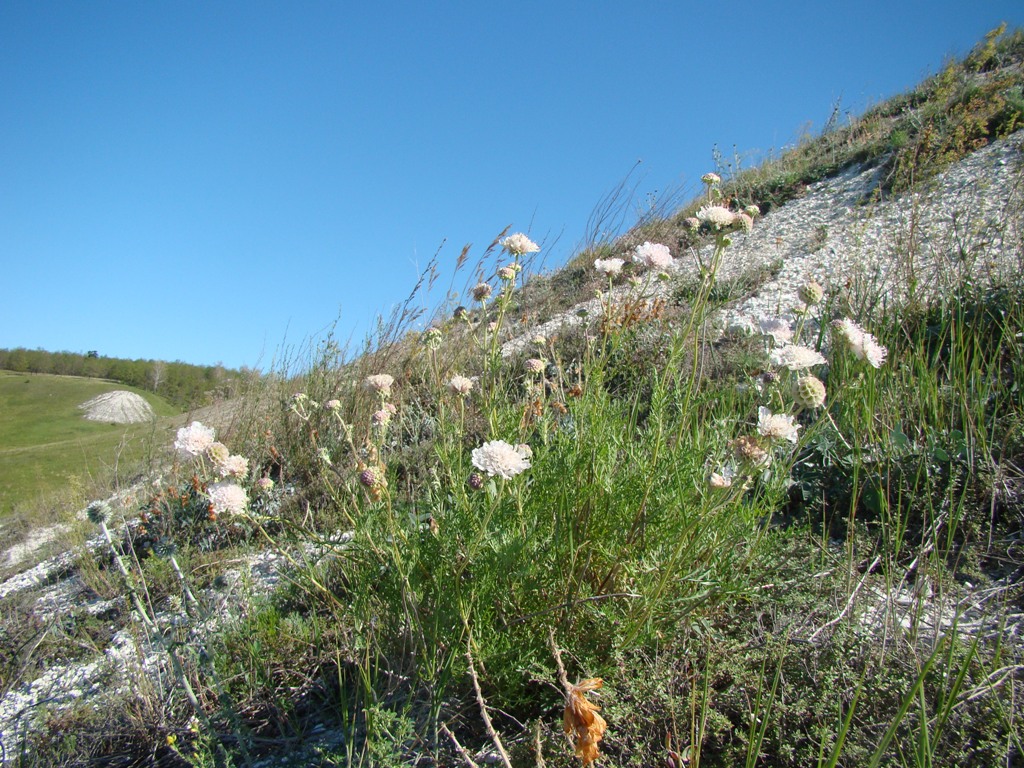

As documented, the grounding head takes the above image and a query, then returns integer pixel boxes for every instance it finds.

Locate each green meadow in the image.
[0,371,179,515]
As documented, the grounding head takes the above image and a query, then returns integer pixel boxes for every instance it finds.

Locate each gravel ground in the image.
[502,129,1024,356]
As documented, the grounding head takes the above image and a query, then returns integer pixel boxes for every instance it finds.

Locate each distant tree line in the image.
[0,348,254,409]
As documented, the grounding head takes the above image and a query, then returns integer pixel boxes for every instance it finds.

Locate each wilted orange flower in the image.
[564,678,607,766]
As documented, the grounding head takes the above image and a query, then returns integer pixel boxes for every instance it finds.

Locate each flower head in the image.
[832,319,887,368]
[364,374,395,396]
[708,465,736,490]
[701,172,721,186]
[632,241,673,270]
[594,257,625,276]
[471,439,531,479]
[757,406,800,443]
[174,422,216,458]
[524,358,546,375]
[744,204,761,218]
[793,375,827,409]
[422,327,443,350]
[696,205,737,231]
[769,344,827,371]
[207,441,230,465]
[218,454,250,479]
[371,409,392,428]
[683,216,700,231]
[256,477,275,493]
[86,500,112,525]
[325,399,342,411]
[798,280,825,306]
[564,678,607,766]
[497,266,518,281]
[735,212,754,232]
[472,282,493,301]
[502,233,540,256]
[759,317,793,345]
[448,375,474,396]
[208,482,248,517]
[733,435,771,467]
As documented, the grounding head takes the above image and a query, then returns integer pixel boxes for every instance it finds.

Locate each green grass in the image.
[0,370,179,514]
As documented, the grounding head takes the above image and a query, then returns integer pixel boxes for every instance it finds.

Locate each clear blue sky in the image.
[2,2,1022,371]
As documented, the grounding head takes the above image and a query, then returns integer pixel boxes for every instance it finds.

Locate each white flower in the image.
[208,482,248,516]
[325,399,342,411]
[696,205,736,231]
[448,375,474,396]
[174,422,216,458]
[524,358,546,374]
[632,242,673,269]
[769,344,827,371]
[832,319,888,368]
[217,453,249,479]
[757,406,800,443]
[594,257,625,276]
[472,282,493,301]
[744,204,761,218]
[701,172,721,185]
[759,318,793,345]
[256,477,275,492]
[471,439,531,479]
[502,233,540,256]
[364,374,395,396]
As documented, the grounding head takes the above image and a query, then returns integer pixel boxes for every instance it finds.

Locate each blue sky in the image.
[2,2,1022,371]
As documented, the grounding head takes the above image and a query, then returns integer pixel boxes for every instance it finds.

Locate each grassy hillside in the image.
[4,26,1024,768]
[0,371,180,514]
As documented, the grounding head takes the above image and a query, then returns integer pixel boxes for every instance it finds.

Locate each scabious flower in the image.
[794,375,827,409]
[497,266,518,281]
[472,282,493,301]
[735,212,754,233]
[422,327,443,350]
[502,233,540,256]
[524,358,546,374]
[207,441,230,465]
[757,406,800,444]
[218,454,249,479]
[448,374,474,396]
[325,399,342,411]
[208,482,248,517]
[632,241,673,269]
[174,422,216,458]
[364,374,395,397]
[696,205,736,231]
[744,204,761,218]
[471,439,531,479]
[683,217,700,231]
[798,280,825,306]
[733,435,771,468]
[467,472,485,490]
[256,477,275,493]
[832,318,888,368]
[594,257,625,276]
[759,318,793,345]
[701,172,721,185]
[372,408,392,427]
[769,344,827,371]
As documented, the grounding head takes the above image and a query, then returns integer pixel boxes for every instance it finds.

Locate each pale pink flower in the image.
[217,454,249,479]
[208,482,248,516]
[757,406,800,443]
[364,374,395,396]
[832,319,887,368]
[697,205,736,231]
[448,375,474,395]
[524,358,546,374]
[759,318,793,345]
[594,257,625,276]
[174,422,216,458]
[632,242,673,269]
[472,282,493,301]
[770,344,827,371]
[502,233,540,256]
